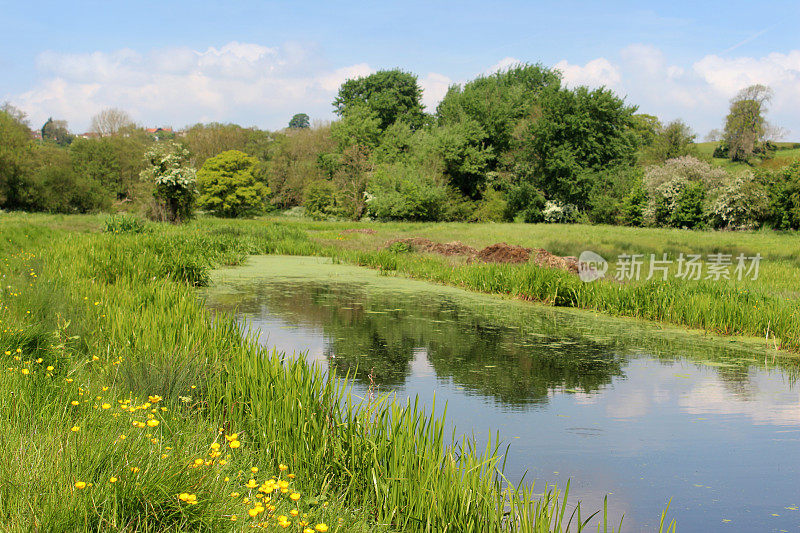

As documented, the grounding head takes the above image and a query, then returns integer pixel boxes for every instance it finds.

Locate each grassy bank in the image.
[0,213,659,532]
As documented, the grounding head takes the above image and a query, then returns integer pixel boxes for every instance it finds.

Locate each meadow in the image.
[1,212,683,532]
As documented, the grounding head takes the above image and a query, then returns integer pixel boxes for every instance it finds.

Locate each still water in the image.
[204,256,800,532]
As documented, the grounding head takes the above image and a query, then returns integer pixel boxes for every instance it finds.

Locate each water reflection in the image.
[204,256,800,531]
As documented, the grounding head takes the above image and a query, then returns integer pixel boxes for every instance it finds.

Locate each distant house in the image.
[146,127,175,141]
[78,132,100,139]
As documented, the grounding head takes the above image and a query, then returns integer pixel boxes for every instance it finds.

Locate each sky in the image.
[2,0,799,137]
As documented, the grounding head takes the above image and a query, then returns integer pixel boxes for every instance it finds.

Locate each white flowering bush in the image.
[644,156,728,227]
[709,173,769,229]
[140,142,197,222]
[542,201,579,223]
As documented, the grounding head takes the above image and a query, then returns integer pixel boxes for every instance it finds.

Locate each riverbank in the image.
[0,213,657,532]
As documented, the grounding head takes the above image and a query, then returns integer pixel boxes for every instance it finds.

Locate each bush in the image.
[197,150,270,217]
[709,174,769,229]
[470,186,507,222]
[139,142,196,223]
[644,156,727,227]
[542,201,579,223]
[304,180,341,219]
[365,165,449,221]
[504,182,545,222]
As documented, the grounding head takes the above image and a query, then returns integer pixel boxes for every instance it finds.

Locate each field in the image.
[695,141,800,171]
[2,213,682,532]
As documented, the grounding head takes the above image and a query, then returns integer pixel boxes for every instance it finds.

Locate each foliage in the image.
[708,173,770,229]
[182,123,271,168]
[641,119,698,163]
[333,69,426,131]
[264,125,337,208]
[762,160,800,229]
[721,84,773,162]
[0,109,35,208]
[41,117,73,146]
[520,86,638,210]
[365,165,450,221]
[288,113,310,129]
[197,150,270,218]
[139,142,197,223]
[542,201,580,224]
[505,182,546,223]
[103,213,148,233]
[437,63,561,155]
[303,180,341,219]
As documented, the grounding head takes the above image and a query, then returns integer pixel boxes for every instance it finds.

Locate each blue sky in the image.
[2,0,799,136]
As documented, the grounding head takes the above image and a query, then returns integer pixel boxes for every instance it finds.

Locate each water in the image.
[204,256,800,531]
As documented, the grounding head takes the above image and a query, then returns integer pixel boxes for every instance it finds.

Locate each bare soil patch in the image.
[384,238,478,256]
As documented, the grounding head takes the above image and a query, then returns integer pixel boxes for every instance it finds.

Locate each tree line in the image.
[1,64,799,229]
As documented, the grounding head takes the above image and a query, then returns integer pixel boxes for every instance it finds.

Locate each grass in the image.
[695,141,800,171]
[0,213,668,532]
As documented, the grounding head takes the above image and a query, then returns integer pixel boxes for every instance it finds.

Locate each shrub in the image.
[504,182,546,222]
[644,156,727,227]
[709,174,769,229]
[139,142,196,223]
[197,150,270,217]
[542,201,579,223]
[365,165,449,221]
[304,180,341,219]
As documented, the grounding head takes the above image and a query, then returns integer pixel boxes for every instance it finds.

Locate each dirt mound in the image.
[530,248,579,273]
[475,242,531,264]
[385,238,477,256]
[341,228,377,235]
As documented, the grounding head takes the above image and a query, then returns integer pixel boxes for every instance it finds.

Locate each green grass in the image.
[695,141,800,171]
[0,213,663,532]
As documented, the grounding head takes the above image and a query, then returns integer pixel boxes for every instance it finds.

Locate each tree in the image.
[182,122,267,167]
[197,150,270,217]
[721,84,773,162]
[437,63,561,155]
[140,142,196,223]
[520,86,637,210]
[642,119,697,163]
[69,138,121,198]
[333,69,426,131]
[288,113,310,129]
[1,102,29,127]
[90,108,134,137]
[41,118,73,146]
[0,109,35,208]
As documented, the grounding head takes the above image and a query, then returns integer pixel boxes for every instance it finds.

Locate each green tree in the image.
[69,138,121,198]
[182,122,268,168]
[197,150,270,217]
[437,63,560,155]
[642,119,697,163]
[140,142,196,223]
[333,69,426,131]
[41,117,73,146]
[288,113,310,129]
[520,86,637,210]
[721,84,773,162]
[0,109,34,208]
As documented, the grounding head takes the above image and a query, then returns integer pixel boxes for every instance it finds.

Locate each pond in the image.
[204,255,800,531]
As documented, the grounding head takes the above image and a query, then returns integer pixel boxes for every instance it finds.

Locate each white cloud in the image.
[420,72,452,111]
[484,56,522,75]
[14,42,373,131]
[553,58,621,89]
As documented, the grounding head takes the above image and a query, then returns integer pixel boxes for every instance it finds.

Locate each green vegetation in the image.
[197,150,270,218]
[1,213,677,531]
